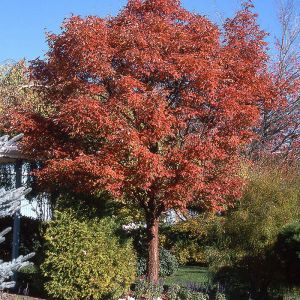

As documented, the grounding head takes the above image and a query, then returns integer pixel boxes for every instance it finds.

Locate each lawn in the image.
[164,266,211,286]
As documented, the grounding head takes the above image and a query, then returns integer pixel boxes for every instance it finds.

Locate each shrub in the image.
[215,292,227,300]
[207,162,300,298]
[167,284,181,300]
[134,278,164,300]
[178,288,209,300]
[167,285,210,300]
[159,247,179,277]
[274,222,300,285]
[137,247,178,277]
[42,210,137,300]
[17,265,46,297]
[161,213,223,265]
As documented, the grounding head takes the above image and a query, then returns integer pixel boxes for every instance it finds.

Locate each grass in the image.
[164,266,211,286]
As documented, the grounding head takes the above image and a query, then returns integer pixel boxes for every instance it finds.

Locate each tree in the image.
[7,0,281,283]
[0,63,54,221]
[0,61,46,116]
[249,0,300,159]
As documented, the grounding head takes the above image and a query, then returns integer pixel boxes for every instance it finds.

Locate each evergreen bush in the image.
[137,247,178,277]
[42,210,137,300]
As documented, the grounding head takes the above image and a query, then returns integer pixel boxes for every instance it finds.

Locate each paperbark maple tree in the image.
[8,0,281,283]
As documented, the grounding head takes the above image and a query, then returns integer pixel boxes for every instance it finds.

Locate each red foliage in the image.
[5,0,283,282]
[9,0,280,211]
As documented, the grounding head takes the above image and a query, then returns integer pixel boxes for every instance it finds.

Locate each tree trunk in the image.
[146,217,159,284]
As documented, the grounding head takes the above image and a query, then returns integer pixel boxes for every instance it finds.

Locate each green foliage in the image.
[215,292,227,300]
[55,191,144,226]
[0,61,51,116]
[167,285,210,300]
[137,247,178,277]
[177,288,209,300]
[281,287,300,300]
[207,162,300,298]
[274,222,300,285]
[17,265,47,298]
[42,210,137,300]
[166,273,226,300]
[222,163,299,256]
[160,247,179,277]
[161,213,224,265]
[167,284,181,300]
[134,279,164,300]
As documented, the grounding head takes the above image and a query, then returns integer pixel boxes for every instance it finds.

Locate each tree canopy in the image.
[6,0,284,282]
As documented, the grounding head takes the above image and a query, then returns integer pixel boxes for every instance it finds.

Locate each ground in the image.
[0,294,45,300]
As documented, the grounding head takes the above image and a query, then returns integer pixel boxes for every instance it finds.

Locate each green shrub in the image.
[137,247,178,277]
[159,247,179,277]
[167,284,181,300]
[207,162,300,298]
[134,278,164,300]
[42,210,137,300]
[177,288,194,300]
[274,222,300,285]
[161,213,223,265]
[167,285,209,300]
[17,265,47,298]
[215,292,227,300]
[282,287,300,300]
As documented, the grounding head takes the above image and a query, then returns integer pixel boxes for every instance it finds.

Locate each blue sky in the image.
[0,0,299,62]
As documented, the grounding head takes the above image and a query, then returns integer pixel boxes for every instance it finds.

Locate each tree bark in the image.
[146,217,159,284]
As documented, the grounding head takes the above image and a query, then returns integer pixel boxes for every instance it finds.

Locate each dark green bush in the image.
[17,265,47,298]
[137,247,178,277]
[160,247,179,277]
[274,222,300,286]
[42,210,137,300]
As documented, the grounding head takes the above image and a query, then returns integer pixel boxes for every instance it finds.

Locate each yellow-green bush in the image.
[217,162,300,260]
[206,162,300,298]
[161,213,223,265]
[42,210,137,300]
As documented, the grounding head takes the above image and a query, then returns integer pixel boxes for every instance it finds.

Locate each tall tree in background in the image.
[0,60,55,130]
[7,0,281,283]
[0,62,53,221]
[249,0,300,158]
[0,61,43,114]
